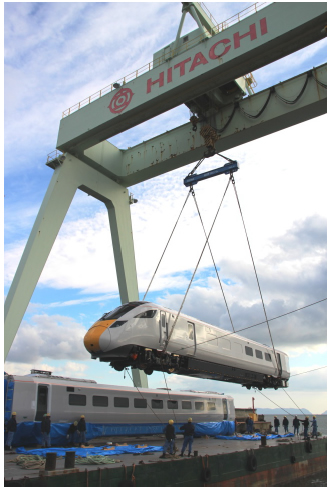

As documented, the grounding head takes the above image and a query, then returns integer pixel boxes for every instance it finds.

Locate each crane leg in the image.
[5,153,148,387]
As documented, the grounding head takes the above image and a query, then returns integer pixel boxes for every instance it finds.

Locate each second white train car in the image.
[4,371,235,432]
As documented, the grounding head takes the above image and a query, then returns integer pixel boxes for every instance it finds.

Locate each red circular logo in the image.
[108,87,134,114]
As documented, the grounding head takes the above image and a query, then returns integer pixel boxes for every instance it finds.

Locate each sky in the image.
[3,2,327,415]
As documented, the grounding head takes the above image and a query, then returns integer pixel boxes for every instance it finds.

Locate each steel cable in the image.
[169,298,327,355]
[191,188,235,332]
[163,175,232,352]
[162,370,178,423]
[253,388,297,417]
[125,369,164,424]
[229,174,281,377]
[290,365,327,377]
[281,387,306,416]
[143,190,191,301]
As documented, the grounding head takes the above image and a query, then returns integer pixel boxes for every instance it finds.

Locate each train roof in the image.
[4,372,233,399]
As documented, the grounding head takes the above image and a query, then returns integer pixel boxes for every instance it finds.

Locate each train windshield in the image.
[99,302,147,321]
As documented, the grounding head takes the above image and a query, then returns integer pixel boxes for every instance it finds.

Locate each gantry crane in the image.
[5,3,327,389]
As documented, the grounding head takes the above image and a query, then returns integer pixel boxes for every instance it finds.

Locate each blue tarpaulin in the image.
[7,420,235,447]
[4,378,14,423]
[16,444,164,458]
[194,421,235,436]
[215,432,295,440]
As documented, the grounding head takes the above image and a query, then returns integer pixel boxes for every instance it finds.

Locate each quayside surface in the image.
[4,434,326,487]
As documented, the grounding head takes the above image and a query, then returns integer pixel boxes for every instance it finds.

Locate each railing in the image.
[47,149,64,163]
[62,2,268,118]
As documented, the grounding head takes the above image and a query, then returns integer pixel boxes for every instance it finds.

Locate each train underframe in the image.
[103,346,288,390]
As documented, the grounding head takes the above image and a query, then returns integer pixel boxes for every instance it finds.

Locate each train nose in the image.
[84,323,111,353]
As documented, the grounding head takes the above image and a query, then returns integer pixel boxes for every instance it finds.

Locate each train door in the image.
[159,311,168,347]
[186,322,196,356]
[222,399,228,420]
[277,353,283,377]
[35,385,49,421]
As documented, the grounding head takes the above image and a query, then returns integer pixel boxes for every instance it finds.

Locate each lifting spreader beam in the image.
[184,161,239,187]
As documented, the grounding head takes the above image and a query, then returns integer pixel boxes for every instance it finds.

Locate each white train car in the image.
[4,371,234,424]
[84,301,290,390]
[4,370,235,445]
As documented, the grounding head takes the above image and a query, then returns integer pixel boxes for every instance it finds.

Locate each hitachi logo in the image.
[147,18,268,94]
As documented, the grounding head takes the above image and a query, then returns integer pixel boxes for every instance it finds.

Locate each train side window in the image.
[207,402,216,411]
[135,310,157,319]
[188,323,194,340]
[167,400,178,409]
[182,401,192,409]
[265,353,272,361]
[66,387,74,392]
[195,401,204,411]
[114,397,129,408]
[255,350,263,359]
[245,346,253,356]
[100,302,146,320]
[152,399,163,409]
[93,395,108,407]
[134,399,148,408]
[69,394,86,406]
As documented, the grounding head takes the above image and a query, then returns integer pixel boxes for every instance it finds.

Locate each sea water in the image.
[270,414,327,487]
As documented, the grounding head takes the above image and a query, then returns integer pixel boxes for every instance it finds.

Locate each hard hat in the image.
[12,412,16,416]
[74,421,78,426]
[188,417,192,422]
[169,419,174,424]
[46,413,50,417]
[43,414,47,417]
[81,415,85,418]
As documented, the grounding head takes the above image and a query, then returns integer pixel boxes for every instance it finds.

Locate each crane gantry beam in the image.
[56,2,326,153]
[67,64,327,187]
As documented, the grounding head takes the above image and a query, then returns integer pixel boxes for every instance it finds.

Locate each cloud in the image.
[4,2,183,175]
[4,360,90,380]
[272,215,326,257]
[6,314,90,364]
[152,210,326,352]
